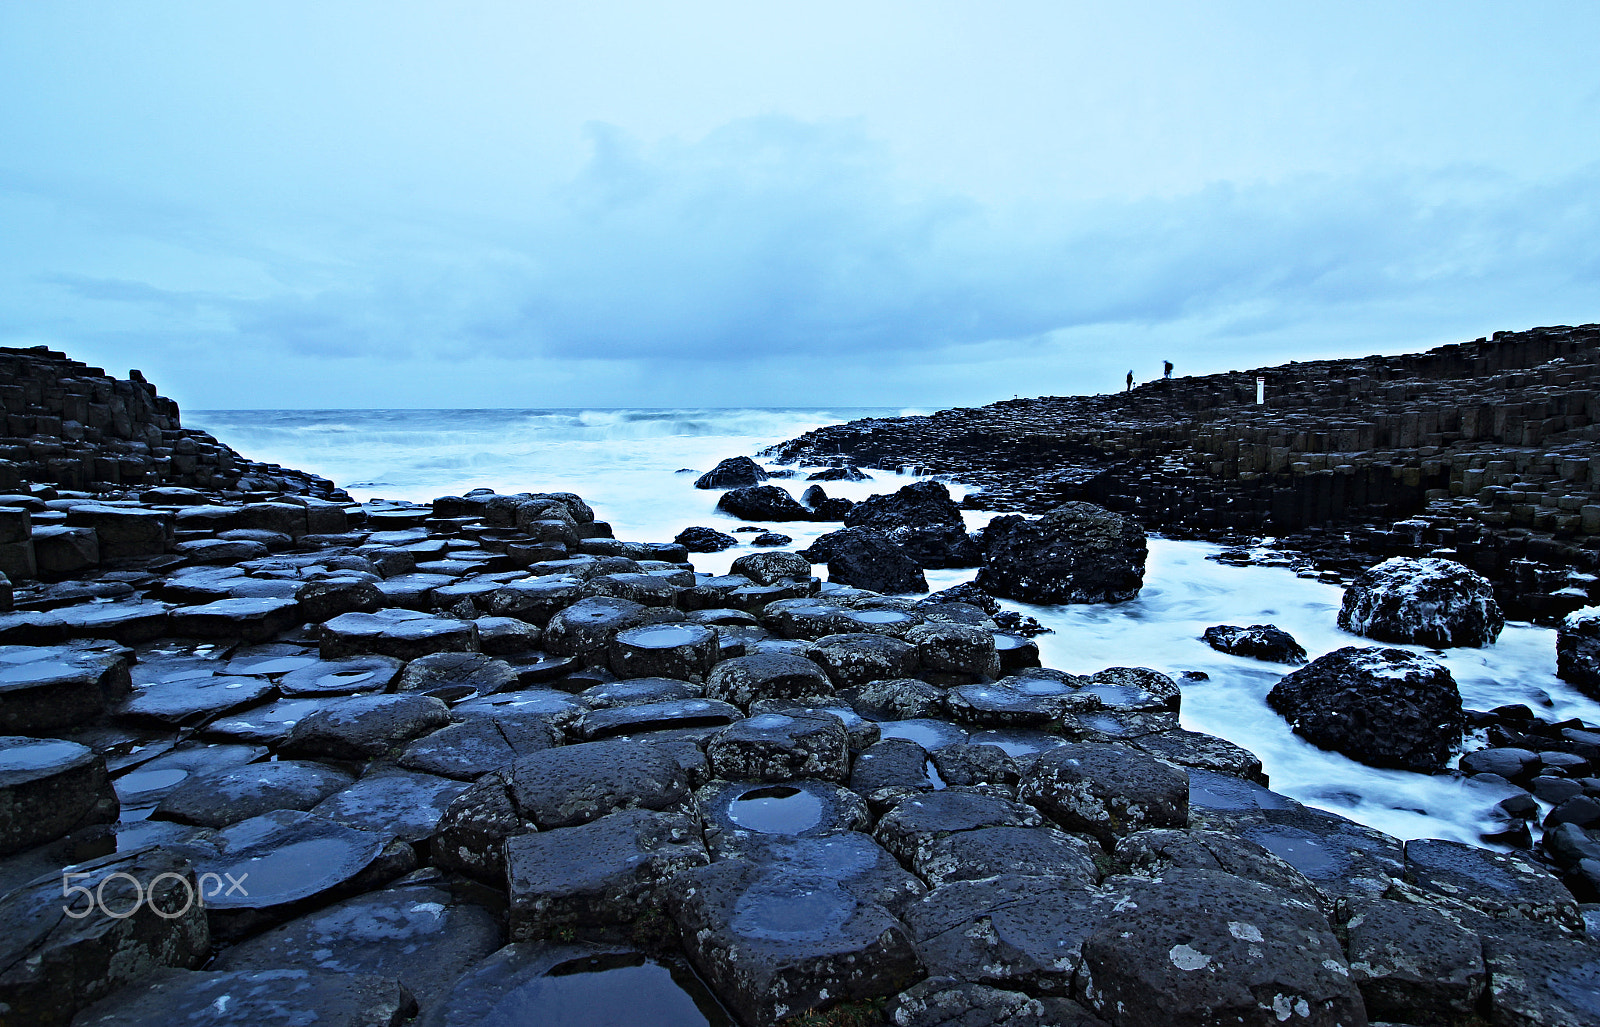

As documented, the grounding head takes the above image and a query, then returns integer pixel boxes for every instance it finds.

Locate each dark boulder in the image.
[806,465,870,481]
[715,485,813,522]
[801,485,855,521]
[976,502,1147,604]
[886,523,984,569]
[694,456,769,489]
[1338,556,1504,648]
[1266,646,1463,772]
[1557,606,1600,699]
[1201,624,1307,664]
[802,527,928,594]
[673,526,738,553]
[844,480,963,531]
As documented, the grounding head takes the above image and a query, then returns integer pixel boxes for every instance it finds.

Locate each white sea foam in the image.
[189,407,1600,847]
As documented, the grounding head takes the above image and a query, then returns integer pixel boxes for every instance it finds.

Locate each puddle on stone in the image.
[203,829,384,910]
[0,737,88,773]
[1010,678,1076,697]
[1081,682,1146,705]
[878,719,969,750]
[1075,713,1134,736]
[1242,825,1343,877]
[730,879,853,943]
[727,786,826,834]
[847,610,916,625]
[447,949,731,1027]
[1188,770,1295,813]
[967,729,1069,757]
[115,766,190,802]
[619,624,709,648]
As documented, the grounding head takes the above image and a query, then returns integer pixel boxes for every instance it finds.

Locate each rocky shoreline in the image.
[1,348,1599,1025]
[765,324,1600,625]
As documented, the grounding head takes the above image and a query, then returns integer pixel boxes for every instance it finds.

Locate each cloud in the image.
[5,115,1600,390]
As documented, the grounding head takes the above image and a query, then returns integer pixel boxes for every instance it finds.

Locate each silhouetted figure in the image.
[1164,360,1173,379]
[1126,370,1133,392]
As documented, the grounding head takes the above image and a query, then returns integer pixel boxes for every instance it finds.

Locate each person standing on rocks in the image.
[1126,370,1134,392]
[1164,359,1173,379]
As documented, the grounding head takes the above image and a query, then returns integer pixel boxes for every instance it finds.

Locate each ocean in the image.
[190,406,1600,847]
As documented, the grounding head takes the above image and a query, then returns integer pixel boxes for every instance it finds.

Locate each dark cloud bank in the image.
[7,115,1600,404]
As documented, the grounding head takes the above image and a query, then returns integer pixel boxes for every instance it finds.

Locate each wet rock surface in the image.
[1338,555,1505,648]
[1267,646,1464,772]
[1,347,1596,1026]
[976,502,1147,604]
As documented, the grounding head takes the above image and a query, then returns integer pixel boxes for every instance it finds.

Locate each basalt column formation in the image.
[767,324,1600,621]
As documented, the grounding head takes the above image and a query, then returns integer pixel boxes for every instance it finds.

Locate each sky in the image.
[2,2,1599,410]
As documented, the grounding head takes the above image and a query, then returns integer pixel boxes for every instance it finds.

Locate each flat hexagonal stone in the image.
[606,622,719,682]
[51,601,173,644]
[154,759,355,827]
[751,698,881,750]
[507,739,691,830]
[1058,708,1180,741]
[174,808,389,915]
[1019,742,1189,846]
[221,643,321,676]
[201,697,336,746]
[1111,829,1323,910]
[279,655,404,696]
[176,538,270,563]
[111,742,267,809]
[1078,667,1182,712]
[874,790,1045,870]
[0,642,132,734]
[919,826,1101,890]
[579,676,703,709]
[542,596,651,659]
[706,711,849,783]
[1480,919,1600,1027]
[452,688,585,732]
[850,736,941,811]
[0,846,210,1026]
[422,943,729,1027]
[697,779,872,857]
[1074,869,1363,1026]
[1131,729,1267,784]
[396,652,518,699]
[572,698,743,742]
[1342,896,1485,1021]
[0,736,118,855]
[397,708,561,782]
[704,652,833,709]
[210,879,500,1013]
[320,609,478,660]
[115,674,276,724]
[946,680,1077,728]
[887,977,1106,1027]
[506,808,709,940]
[169,597,303,642]
[1401,837,1580,929]
[312,767,471,843]
[806,633,921,688]
[283,694,452,760]
[667,833,924,1024]
[375,573,457,610]
[904,874,1132,995]
[1188,771,1406,903]
[71,967,414,1027]
[878,718,970,751]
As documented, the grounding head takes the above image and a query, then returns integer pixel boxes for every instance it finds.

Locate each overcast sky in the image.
[3,2,1598,409]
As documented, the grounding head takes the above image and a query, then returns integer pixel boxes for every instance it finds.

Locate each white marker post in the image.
[1256,377,1265,404]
